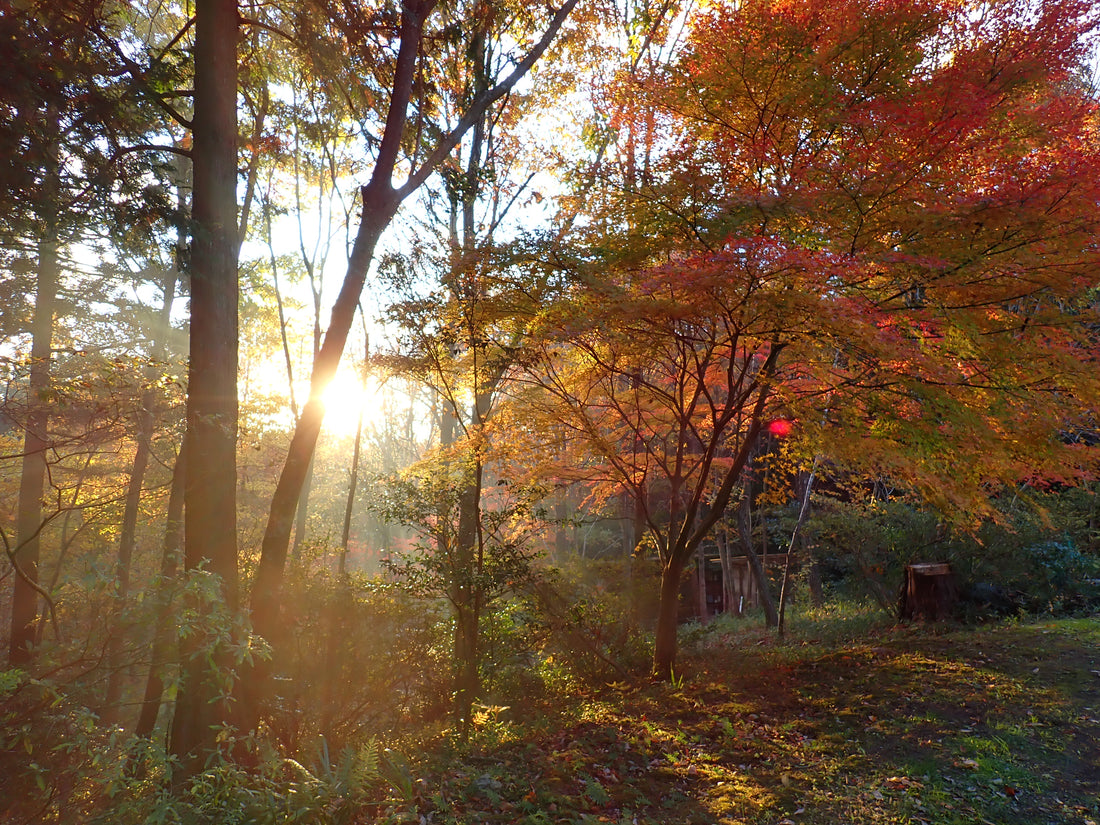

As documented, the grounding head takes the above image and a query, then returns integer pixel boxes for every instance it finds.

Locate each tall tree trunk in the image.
[448,45,493,729]
[134,441,186,739]
[246,210,392,731]
[554,493,571,559]
[321,344,367,738]
[101,401,153,723]
[339,326,370,574]
[134,158,190,738]
[168,0,239,780]
[104,269,179,725]
[632,485,647,555]
[339,423,363,576]
[452,468,483,730]
[263,193,316,567]
[807,559,824,608]
[9,114,59,667]
[695,555,708,622]
[618,491,634,557]
[290,455,315,562]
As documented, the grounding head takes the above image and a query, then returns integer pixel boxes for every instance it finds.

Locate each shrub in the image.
[0,669,122,824]
[265,568,453,753]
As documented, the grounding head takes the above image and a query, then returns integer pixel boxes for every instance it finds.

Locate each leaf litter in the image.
[376,618,1100,824]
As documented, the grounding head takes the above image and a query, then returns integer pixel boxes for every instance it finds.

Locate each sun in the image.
[319,368,382,438]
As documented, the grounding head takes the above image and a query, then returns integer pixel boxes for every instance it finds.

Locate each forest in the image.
[2,0,1100,821]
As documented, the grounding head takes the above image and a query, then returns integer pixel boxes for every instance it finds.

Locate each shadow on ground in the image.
[387,618,1100,825]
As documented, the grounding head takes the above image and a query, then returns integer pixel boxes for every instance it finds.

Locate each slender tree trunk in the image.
[739,496,779,626]
[808,559,824,608]
[322,357,366,737]
[245,211,392,731]
[1089,483,1099,554]
[265,194,317,567]
[448,355,493,729]
[339,421,364,576]
[554,495,571,558]
[776,548,795,638]
[9,118,59,667]
[695,555,708,622]
[134,159,190,737]
[778,465,816,638]
[134,441,186,739]
[48,450,93,594]
[251,204,390,597]
[452,456,484,729]
[338,326,370,575]
[168,0,239,780]
[618,492,633,557]
[101,407,152,723]
[104,270,180,725]
[717,527,737,615]
[289,154,325,565]
[632,487,647,555]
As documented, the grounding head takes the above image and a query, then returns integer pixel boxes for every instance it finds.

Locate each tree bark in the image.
[452,437,486,729]
[807,560,824,608]
[290,455,315,562]
[717,526,737,615]
[652,556,686,680]
[695,555,708,622]
[168,0,239,780]
[339,421,363,576]
[134,440,186,739]
[339,326,370,574]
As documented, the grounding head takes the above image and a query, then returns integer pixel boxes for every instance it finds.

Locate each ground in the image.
[378,614,1100,824]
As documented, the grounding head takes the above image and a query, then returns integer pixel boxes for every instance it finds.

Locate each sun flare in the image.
[319,370,382,437]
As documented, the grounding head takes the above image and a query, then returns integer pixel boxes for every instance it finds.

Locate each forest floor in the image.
[382,614,1100,825]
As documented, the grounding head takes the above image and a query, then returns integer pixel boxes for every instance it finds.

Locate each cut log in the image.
[900,563,957,621]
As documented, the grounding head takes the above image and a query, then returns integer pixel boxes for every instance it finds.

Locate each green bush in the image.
[0,670,118,824]
[806,490,1100,619]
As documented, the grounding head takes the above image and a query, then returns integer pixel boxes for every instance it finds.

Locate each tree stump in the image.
[900,563,957,620]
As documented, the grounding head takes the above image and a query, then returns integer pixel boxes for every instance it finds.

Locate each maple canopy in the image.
[563,0,1100,519]
[510,0,1100,677]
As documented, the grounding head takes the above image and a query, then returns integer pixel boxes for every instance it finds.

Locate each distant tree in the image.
[375,4,579,723]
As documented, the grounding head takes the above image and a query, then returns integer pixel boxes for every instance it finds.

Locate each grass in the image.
[377,612,1100,824]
